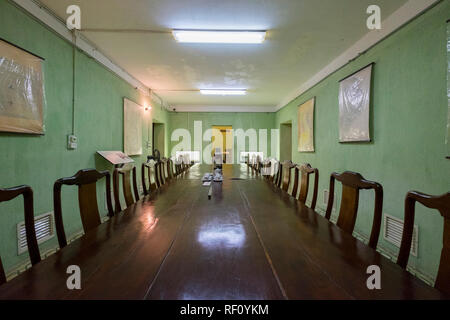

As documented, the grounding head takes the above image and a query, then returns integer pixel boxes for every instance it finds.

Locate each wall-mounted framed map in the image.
[297,97,315,152]
[0,38,45,134]
[338,63,373,143]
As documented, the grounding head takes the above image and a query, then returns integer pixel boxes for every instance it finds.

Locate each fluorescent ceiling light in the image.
[200,89,247,96]
[172,30,266,44]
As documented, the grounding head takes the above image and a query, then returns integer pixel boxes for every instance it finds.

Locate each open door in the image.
[280,122,292,161]
[152,122,165,158]
[212,126,233,164]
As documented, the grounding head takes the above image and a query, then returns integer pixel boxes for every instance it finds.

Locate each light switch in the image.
[67,135,77,150]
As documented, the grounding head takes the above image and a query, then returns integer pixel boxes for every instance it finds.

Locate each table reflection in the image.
[197,222,245,248]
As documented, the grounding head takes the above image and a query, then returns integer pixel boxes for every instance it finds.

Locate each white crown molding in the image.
[275,0,440,111]
[171,105,276,113]
[11,0,154,98]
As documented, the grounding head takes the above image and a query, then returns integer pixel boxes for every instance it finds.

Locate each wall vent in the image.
[17,212,55,255]
[383,214,418,257]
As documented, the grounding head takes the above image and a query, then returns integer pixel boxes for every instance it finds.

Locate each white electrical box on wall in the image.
[67,134,77,150]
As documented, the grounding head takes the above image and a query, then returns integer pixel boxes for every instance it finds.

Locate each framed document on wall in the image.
[338,63,373,143]
[297,97,315,152]
[0,38,45,134]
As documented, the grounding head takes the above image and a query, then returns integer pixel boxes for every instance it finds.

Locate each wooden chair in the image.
[291,164,319,210]
[113,164,139,213]
[54,169,114,248]
[177,155,184,173]
[280,161,295,192]
[166,158,175,181]
[0,185,41,284]
[182,156,189,172]
[250,155,257,171]
[141,162,157,195]
[261,159,272,178]
[249,155,256,172]
[177,160,183,175]
[172,158,179,176]
[250,155,261,175]
[271,161,281,186]
[159,158,167,184]
[397,191,450,294]
[152,161,160,187]
[158,159,167,185]
[176,156,184,175]
[164,158,170,181]
[325,171,383,249]
[255,155,262,175]
[175,161,181,176]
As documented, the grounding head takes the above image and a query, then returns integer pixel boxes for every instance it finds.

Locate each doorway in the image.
[280,122,292,161]
[152,122,165,158]
[212,126,233,164]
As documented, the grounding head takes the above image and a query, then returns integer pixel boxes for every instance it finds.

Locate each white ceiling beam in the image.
[275,0,440,111]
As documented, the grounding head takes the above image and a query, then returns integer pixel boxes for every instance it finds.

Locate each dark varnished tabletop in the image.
[0,164,446,299]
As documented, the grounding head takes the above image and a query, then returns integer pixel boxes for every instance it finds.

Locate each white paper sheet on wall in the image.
[123,98,143,156]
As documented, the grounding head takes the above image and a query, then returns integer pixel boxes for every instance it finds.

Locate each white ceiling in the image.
[39,0,408,109]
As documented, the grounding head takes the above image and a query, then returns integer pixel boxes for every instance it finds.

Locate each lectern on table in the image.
[97,151,134,168]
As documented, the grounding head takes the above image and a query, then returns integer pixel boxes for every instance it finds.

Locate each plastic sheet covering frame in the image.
[338,63,374,143]
[0,38,46,134]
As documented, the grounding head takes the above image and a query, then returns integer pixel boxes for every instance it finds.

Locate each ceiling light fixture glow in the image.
[172,30,266,44]
[200,89,247,96]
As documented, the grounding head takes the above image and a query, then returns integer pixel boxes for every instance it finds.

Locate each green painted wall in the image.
[275,1,450,281]
[0,0,168,271]
[168,112,275,163]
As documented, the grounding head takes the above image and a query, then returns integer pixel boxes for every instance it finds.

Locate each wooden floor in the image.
[0,164,445,299]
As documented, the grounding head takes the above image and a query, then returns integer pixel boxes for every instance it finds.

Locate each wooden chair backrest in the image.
[166,158,175,180]
[272,161,282,187]
[113,164,139,213]
[261,159,272,178]
[397,191,450,295]
[158,159,167,185]
[54,169,114,248]
[281,161,295,192]
[325,171,383,249]
[142,162,157,195]
[0,185,41,284]
[291,164,319,210]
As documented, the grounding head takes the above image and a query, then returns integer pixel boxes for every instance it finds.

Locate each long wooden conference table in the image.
[0,164,445,299]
